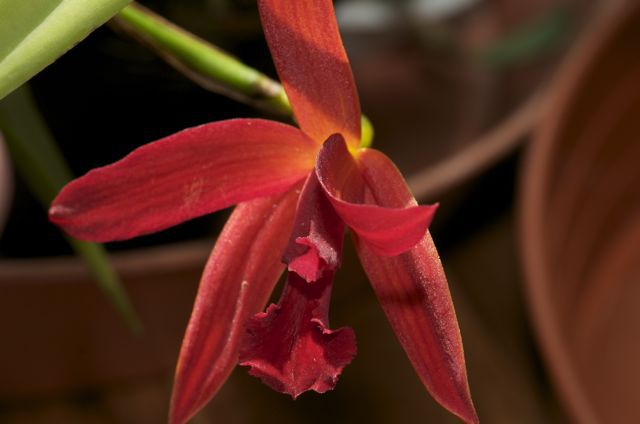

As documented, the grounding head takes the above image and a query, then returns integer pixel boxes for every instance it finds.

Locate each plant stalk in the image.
[113,2,374,147]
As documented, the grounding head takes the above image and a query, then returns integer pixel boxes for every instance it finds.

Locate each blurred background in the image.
[0,0,638,422]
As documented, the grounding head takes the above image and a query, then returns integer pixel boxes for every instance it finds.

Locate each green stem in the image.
[0,85,143,333]
[114,3,374,148]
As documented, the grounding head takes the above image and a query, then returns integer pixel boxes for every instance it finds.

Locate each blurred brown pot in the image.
[520,2,640,423]
[0,239,211,398]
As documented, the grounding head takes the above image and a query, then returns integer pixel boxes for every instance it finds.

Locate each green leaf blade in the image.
[0,85,142,333]
[0,0,132,100]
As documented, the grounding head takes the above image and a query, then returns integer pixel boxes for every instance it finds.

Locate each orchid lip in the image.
[238,272,357,399]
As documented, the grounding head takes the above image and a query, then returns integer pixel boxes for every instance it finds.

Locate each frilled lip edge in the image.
[238,272,357,398]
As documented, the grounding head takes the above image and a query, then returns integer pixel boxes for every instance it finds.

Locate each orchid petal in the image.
[49,119,316,242]
[239,271,356,398]
[316,135,437,256]
[170,187,300,424]
[283,172,345,282]
[257,0,361,148]
[355,148,478,424]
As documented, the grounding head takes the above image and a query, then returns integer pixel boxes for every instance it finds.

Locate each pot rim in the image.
[0,238,213,287]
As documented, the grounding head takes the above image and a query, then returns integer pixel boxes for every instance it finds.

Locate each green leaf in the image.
[0,0,132,100]
[0,85,142,333]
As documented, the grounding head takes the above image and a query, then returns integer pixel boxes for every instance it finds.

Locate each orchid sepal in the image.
[50,119,316,242]
[355,148,478,424]
[258,0,362,149]
[170,187,302,424]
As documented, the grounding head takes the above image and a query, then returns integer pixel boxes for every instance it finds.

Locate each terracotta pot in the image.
[0,239,211,398]
[520,1,640,423]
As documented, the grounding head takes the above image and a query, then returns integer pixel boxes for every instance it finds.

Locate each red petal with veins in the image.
[283,172,345,282]
[316,135,437,256]
[170,187,300,424]
[355,148,478,424]
[239,272,356,398]
[258,0,361,148]
[50,119,316,242]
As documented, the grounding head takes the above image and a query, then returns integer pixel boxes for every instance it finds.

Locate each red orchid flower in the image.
[49,1,477,423]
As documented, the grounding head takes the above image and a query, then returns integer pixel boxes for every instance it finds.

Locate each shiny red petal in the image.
[316,135,437,256]
[283,172,345,282]
[50,119,316,242]
[355,148,478,424]
[258,0,361,148]
[170,187,301,424]
[239,272,356,398]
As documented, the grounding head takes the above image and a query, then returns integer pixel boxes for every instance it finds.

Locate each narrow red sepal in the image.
[283,173,345,282]
[50,119,316,242]
[355,148,478,424]
[258,0,361,148]
[170,187,301,424]
[239,272,356,398]
[316,135,437,256]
